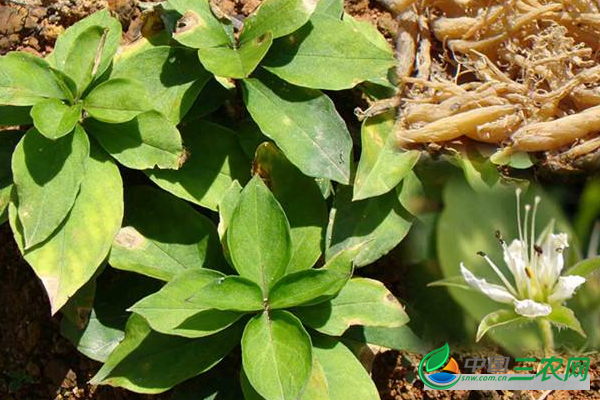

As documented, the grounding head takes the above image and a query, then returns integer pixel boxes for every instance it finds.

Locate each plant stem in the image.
[538,319,554,355]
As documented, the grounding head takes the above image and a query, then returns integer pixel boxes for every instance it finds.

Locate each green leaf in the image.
[12,126,89,249]
[240,0,318,42]
[188,276,265,312]
[0,106,33,126]
[86,111,184,170]
[48,9,122,80]
[294,278,409,336]
[130,269,242,338]
[218,180,243,241]
[198,32,273,79]
[30,98,81,140]
[83,78,153,123]
[326,185,412,267]
[0,52,66,106]
[476,309,526,342]
[455,149,500,192]
[354,111,420,200]
[112,46,211,124]
[0,182,11,225]
[60,271,161,362]
[546,306,586,337]
[566,257,600,277]
[312,335,379,400]
[228,176,292,293]
[423,343,450,372]
[344,325,430,354]
[254,143,327,273]
[262,13,395,90]
[169,0,232,48]
[147,120,251,211]
[269,267,352,309]
[242,310,312,400]
[314,0,343,17]
[62,25,107,95]
[90,314,242,394]
[109,186,223,281]
[9,142,123,314]
[242,71,352,184]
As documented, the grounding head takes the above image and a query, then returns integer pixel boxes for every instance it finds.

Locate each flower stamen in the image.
[477,251,519,296]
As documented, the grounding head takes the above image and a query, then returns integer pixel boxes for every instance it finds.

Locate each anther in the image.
[495,230,505,244]
[477,251,487,257]
[534,244,543,254]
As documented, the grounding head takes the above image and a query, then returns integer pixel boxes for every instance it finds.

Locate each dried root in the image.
[379,0,600,169]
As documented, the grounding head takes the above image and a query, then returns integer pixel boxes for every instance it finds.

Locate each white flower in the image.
[460,190,586,318]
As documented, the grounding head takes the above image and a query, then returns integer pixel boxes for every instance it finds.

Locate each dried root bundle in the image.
[380,0,600,169]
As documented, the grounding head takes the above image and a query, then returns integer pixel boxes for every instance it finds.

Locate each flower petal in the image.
[503,239,527,290]
[460,263,516,304]
[539,233,569,286]
[548,275,586,303]
[513,299,552,317]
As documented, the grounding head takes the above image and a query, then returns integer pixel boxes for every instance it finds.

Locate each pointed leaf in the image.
[240,0,318,42]
[30,98,81,140]
[312,335,379,400]
[326,185,412,267]
[566,257,600,277]
[90,314,242,394]
[48,9,122,80]
[130,269,242,338]
[546,306,586,337]
[263,13,394,90]
[198,32,273,79]
[147,120,251,211]
[12,126,89,248]
[109,186,223,281]
[354,111,420,200]
[188,275,264,312]
[269,266,352,309]
[0,52,66,106]
[62,25,107,95]
[112,46,211,124]
[242,71,352,184]
[169,0,232,48]
[294,278,409,336]
[254,143,327,272]
[242,310,312,400]
[476,309,526,342]
[228,176,292,293]
[83,78,153,123]
[86,111,184,170]
[344,325,430,354]
[9,142,123,314]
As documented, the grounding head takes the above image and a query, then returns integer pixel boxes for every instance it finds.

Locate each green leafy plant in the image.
[0,10,211,314]
[84,176,409,398]
[163,0,395,185]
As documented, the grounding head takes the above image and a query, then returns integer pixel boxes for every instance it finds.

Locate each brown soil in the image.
[0,224,167,400]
